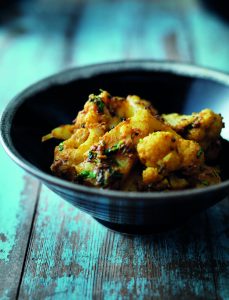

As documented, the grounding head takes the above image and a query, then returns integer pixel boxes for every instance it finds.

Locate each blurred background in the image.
[1,0,229,110]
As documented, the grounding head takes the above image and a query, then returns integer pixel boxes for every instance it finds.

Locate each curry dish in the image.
[42,90,224,191]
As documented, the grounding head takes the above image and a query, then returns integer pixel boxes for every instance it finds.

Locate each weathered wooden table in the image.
[0,1,229,299]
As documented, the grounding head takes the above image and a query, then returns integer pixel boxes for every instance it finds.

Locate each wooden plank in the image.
[0,23,64,111]
[19,187,229,299]
[186,0,229,72]
[0,149,40,300]
[206,199,229,300]
[0,15,41,299]
[72,0,192,65]
[0,2,79,298]
[17,0,229,299]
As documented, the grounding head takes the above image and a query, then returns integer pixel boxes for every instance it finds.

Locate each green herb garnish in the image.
[201,180,209,186]
[197,147,204,158]
[104,141,124,155]
[90,94,105,113]
[97,99,105,113]
[88,150,97,160]
[79,170,96,179]
[58,142,64,151]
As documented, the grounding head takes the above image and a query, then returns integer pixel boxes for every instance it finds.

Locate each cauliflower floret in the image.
[137,131,204,185]
[47,91,161,187]
[162,109,223,155]
[43,91,223,190]
[75,105,167,188]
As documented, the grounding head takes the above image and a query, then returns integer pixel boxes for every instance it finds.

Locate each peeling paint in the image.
[0,234,7,243]
[0,149,26,262]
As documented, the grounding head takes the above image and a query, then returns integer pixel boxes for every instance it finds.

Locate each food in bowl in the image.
[42,90,224,191]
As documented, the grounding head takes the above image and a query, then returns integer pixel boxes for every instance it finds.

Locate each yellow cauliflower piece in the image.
[43,90,223,191]
[162,109,223,154]
[75,104,165,188]
[137,131,204,185]
[47,91,160,187]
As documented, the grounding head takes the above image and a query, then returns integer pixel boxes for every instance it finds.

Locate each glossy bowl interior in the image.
[1,61,229,233]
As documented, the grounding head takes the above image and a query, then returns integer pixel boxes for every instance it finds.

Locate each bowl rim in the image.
[1,59,229,200]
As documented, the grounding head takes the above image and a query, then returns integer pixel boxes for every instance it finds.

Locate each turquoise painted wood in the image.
[0,3,79,298]
[19,186,229,299]
[72,0,192,65]
[0,0,228,299]
[0,148,39,299]
[0,12,40,298]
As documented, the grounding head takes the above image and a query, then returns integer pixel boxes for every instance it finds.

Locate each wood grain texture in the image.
[0,2,81,299]
[0,0,81,111]
[0,0,228,299]
[17,0,228,299]
[186,0,229,72]
[0,149,40,300]
[0,10,41,298]
[72,0,192,66]
[18,186,229,299]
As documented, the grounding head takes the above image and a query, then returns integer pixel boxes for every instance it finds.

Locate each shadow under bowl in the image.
[1,60,229,234]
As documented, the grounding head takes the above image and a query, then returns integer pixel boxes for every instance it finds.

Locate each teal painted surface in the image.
[187,1,229,72]
[0,147,39,299]
[0,0,229,299]
[0,5,74,104]
[0,4,72,297]
[0,150,25,262]
[19,186,229,299]
[19,186,107,299]
[73,0,191,65]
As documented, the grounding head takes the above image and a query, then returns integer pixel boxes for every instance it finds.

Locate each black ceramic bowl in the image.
[1,61,229,233]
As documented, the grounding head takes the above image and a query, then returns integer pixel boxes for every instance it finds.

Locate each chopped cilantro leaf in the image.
[96,99,105,113]
[88,150,97,160]
[201,180,209,186]
[89,94,105,113]
[58,142,64,151]
[104,141,124,155]
[197,148,204,158]
[79,170,96,179]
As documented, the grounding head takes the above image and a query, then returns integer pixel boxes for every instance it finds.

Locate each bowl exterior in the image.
[47,182,229,227]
